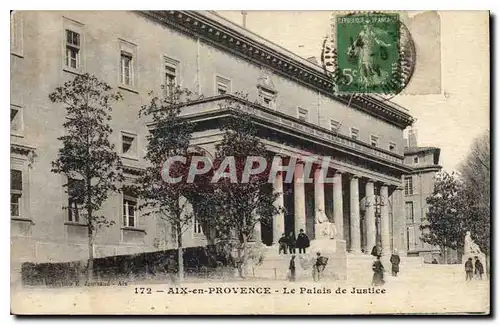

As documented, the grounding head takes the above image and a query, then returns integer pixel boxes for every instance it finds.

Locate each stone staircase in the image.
[247,239,347,281]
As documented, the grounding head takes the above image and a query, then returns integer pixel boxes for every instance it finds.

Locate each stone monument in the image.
[463,231,486,272]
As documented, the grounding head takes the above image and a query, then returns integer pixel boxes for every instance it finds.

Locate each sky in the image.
[216,11,490,172]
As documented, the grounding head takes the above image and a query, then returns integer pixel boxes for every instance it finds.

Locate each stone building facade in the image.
[403,129,445,262]
[10,11,415,269]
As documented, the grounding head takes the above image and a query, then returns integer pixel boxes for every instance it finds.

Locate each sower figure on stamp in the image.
[296,229,310,254]
[278,233,288,255]
[390,249,401,276]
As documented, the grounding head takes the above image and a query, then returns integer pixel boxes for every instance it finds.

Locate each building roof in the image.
[141,10,415,129]
[404,146,440,155]
[405,146,441,165]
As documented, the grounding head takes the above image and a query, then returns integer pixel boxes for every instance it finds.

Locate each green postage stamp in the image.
[336,13,401,94]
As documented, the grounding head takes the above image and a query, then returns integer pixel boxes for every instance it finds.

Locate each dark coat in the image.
[372,260,385,285]
[287,234,296,248]
[465,260,473,272]
[371,245,381,257]
[390,254,401,273]
[474,259,484,274]
[289,258,296,270]
[296,233,310,249]
[278,236,288,246]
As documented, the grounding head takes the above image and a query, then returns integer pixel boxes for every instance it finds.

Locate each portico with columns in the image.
[264,155,405,256]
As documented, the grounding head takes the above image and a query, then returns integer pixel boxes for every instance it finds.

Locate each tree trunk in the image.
[241,234,248,279]
[176,221,184,282]
[87,226,94,280]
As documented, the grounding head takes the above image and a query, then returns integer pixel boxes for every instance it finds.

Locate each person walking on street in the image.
[313,252,328,282]
[390,249,401,276]
[474,256,484,280]
[372,255,385,286]
[288,255,296,282]
[278,233,288,255]
[288,232,296,254]
[465,257,474,281]
[296,229,310,254]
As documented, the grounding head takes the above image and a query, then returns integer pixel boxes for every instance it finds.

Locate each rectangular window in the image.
[297,107,308,122]
[193,216,203,235]
[405,201,414,223]
[350,127,359,140]
[10,105,23,135]
[404,177,413,196]
[67,178,84,223]
[330,119,340,132]
[120,52,133,86]
[123,190,137,228]
[164,57,179,99]
[11,170,22,218]
[389,142,396,152]
[65,29,80,69]
[10,11,23,56]
[121,133,136,156]
[370,135,379,147]
[215,75,231,95]
[258,87,276,109]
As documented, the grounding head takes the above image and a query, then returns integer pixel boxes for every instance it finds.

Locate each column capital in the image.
[334,170,344,176]
[350,174,359,180]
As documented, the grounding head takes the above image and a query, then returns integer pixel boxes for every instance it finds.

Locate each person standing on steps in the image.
[390,249,401,276]
[278,233,288,255]
[296,229,310,254]
[288,232,296,254]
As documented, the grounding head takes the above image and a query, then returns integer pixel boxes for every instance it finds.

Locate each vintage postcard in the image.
[10,10,490,315]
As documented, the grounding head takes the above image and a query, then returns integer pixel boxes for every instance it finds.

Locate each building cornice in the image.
[166,94,413,174]
[139,10,415,129]
[407,165,443,174]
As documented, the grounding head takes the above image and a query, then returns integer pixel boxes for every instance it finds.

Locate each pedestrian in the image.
[390,249,401,276]
[296,229,310,254]
[371,244,381,257]
[164,255,178,285]
[313,252,328,282]
[474,256,484,280]
[288,255,296,282]
[288,232,296,254]
[431,258,439,264]
[372,255,385,286]
[464,257,474,281]
[278,233,288,255]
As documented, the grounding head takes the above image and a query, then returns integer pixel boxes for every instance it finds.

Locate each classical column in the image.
[314,168,327,238]
[294,162,306,235]
[365,180,376,253]
[272,170,285,244]
[333,171,343,239]
[380,185,391,255]
[350,175,361,253]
